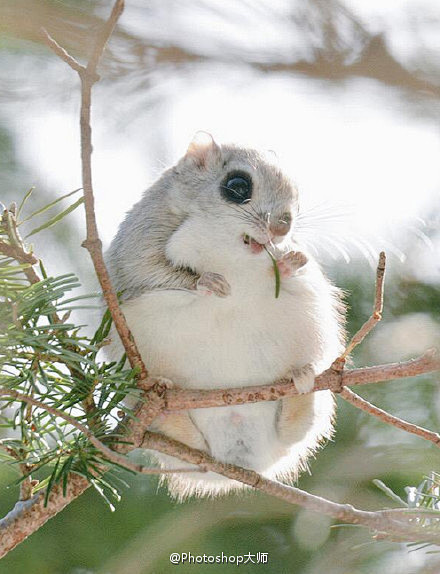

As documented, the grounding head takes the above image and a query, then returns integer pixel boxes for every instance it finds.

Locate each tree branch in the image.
[340,387,440,446]
[0,477,91,559]
[41,1,149,383]
[141,430,440,544]
[163,349,440,411]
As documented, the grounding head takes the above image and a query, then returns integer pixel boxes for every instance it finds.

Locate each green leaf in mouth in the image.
[264,246,281,299]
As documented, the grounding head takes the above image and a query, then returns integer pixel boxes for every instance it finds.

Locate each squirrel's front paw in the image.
[197,272,231,298]
[290,364,316,394]
[277,251,308,279]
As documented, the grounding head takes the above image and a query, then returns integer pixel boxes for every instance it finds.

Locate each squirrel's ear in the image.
[185,132,221,168]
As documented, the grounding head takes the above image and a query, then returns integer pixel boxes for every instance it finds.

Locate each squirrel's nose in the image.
[269,213,291,238]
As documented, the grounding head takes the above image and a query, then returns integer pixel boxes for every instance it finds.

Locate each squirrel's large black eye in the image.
[220,172,253,204]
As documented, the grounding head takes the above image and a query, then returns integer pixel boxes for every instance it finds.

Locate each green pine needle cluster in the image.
[373,474,440,547]
[405,474,440,551]
[0,193,137,509]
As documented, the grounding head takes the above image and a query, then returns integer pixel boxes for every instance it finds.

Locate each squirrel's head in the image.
[171,132,299,252]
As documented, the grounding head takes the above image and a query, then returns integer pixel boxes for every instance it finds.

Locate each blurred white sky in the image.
[2,0,440,282]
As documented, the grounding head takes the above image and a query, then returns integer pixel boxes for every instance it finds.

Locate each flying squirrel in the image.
[106,132,345,499]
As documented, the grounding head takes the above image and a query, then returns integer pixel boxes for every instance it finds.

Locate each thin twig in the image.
[340,387,440,446]
[39,28,84,74]
[0,240,37,266]
[40,1,148,382]
[0,441,19,460]
[87,0,125,73]
[0,441,34,499]
[0,388,203,477]
[333,251,386,369]
[0,208,40,285]
[18,463,34,501]
[19,364,36,501]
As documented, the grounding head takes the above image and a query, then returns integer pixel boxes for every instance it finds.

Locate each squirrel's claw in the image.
[197,272,231,298]
[276,251,308,279]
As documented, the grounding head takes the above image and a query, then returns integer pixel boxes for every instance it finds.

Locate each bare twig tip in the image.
[425,347,440,365]
[40,27,84,73]
[426,347,439,357]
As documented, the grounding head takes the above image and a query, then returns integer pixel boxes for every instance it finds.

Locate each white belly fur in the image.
[122,257,335,384]
[119,257,340,496]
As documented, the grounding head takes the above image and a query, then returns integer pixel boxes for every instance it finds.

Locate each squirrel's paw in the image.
[197,272,231,298]
[290,364,316,394]
[276,251,308,279]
